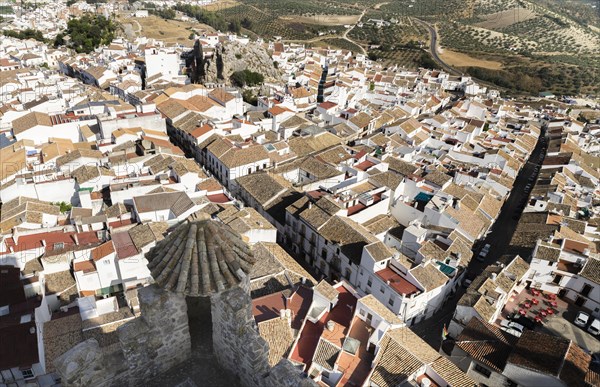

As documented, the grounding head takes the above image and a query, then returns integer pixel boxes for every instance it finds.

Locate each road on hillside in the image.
[414,18,516,94]
[413,19,460,75]
[411,127,548,349]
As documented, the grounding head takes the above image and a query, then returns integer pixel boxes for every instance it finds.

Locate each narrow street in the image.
[411,126,548,349]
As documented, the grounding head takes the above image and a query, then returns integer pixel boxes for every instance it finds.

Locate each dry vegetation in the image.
[128,15,214,45]
[279,14,361,26]
[438,49,503,70]
[474,7,537,29]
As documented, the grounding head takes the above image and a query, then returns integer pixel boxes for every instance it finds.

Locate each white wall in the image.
[503,363,565,387]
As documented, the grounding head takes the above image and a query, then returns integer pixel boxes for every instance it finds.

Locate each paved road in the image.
[411,127,548,349]
[414,18,515,94]
[542,315,600,354]
[414,19,460,75]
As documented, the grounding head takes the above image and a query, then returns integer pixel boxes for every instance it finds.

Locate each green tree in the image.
[241,17,252,29]
[242,89,257,105]
[54,201,72,213]
[59,15,117,53]
[3,28,46,43]
[229,19,241,34]
[418,52,437,69]
[230,69,264,87]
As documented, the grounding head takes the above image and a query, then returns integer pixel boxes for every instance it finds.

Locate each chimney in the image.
[13,228,20,245]
[491,273,497,281]
[41,240,46,247]
[326,320,335,332]
[73,233,79,245]
[280,309,286,319]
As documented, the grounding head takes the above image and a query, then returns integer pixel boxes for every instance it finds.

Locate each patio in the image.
[499,287,566,325]
[497,287,600,353]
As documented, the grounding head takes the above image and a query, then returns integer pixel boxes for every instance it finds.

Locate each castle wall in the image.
[54,285,191,386]
[55,277,316,387]
[210,286,317,387]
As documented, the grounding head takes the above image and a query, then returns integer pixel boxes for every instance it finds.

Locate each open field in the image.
[475,7,537,29]
[314,38,363,52]
[203,0,240,11]
[280,14,361,26]
[438,49,503,70]
[128,15,214,45]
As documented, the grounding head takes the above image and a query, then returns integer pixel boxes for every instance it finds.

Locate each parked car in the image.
[501,325,523,337]
[512,315,535,330]
[589,318,600,336]
[575,311,590,328]
[477,244,491,262]
[501,320,525,332]
[462,278,472,288]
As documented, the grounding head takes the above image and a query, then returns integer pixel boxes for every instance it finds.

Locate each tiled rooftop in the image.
[290,285,356,370]
[336,317,374,386]
[252,285,312,330]
[376,266,420,296]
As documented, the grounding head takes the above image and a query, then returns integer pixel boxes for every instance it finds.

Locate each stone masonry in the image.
[54,285,191,386]
[211,286,317,387]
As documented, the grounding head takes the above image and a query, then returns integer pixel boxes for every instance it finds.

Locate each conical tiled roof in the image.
[146,216,256,297]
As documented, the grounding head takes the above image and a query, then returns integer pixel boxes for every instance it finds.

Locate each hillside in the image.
[207,0,599,95]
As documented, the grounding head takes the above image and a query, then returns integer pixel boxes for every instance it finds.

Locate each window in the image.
[581,284,593,297]
[104,260,111,265]
[367,278,372,288]
[21,369,34,379]
[547,261,553,266]
[359,309,365,316]
[380,285,385,294]
[321,249,327,259]
[552,274,563,285]
[473,364,491,378]
[388,297,394,306]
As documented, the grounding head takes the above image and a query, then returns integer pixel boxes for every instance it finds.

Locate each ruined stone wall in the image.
[211,286,317,387]
[56,282,315,387]
[54,285,191,387]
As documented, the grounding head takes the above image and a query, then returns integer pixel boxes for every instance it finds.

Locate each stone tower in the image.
[147,215,315,387]
[56,216,315,386]
[146,215,256,297]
